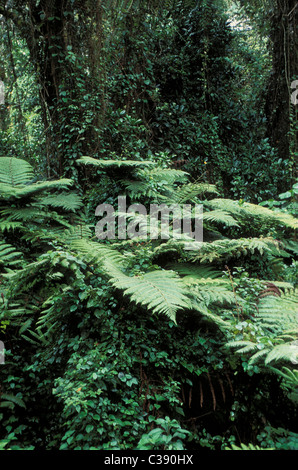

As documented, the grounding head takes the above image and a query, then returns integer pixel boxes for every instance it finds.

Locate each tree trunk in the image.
[265,0,298,180]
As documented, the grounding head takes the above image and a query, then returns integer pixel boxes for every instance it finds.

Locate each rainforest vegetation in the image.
[0,0,297,452]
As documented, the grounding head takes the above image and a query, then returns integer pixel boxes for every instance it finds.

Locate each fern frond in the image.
[190,237,281,264]
[1,207,43,221]
[37,192,83,212]
[170,183,218,204]
[269,366,298,387]
[203,209,239,227]
[257,288,298,333]
[0,179,73,200]
[166,263,222,279]
[244,202,298,230]
[137,168,189,184]
[226,285,298,368]
[185,277,237,307]
[70,239,130,270]
[248,349,270,365]
[206,198,298,231]
[1,207,72,228]
[107,267,190,322]
[189,298,231,329]
[0,157,34,185]
[225,340,259,354]
[120,180,167,201]
[264,343,298,365]
[0,241,23,269]
[2,258,49,293]
[0,221,23,231]
[21,328,49,346]
[283,240,298,255]
[0,394,26,409]
[77,156,154,169]
[226,443,272,450]
[61,224,93,241]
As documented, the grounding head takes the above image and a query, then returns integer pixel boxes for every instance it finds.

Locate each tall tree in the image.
[265,0,297,180]
[0,0,106,178]
[237,0,298,181]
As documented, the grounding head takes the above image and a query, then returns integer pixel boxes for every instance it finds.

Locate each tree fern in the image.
[269,366,298,402]
[106,266,190,322]
[225,287,298,370]
[169,182,218,204]
[136,167,189,184]
[185,277,238,308]
[0,179,74,201]
[77,156,154,170]
[70,239,129,269]
[120,180,160,200]
[0,241,23,270]
[166,263,223,279]
[190,237,281,264]
[257,288,298,333]
[0,157,83,259]
[205,198,298,231]
[0,157,34,186]
[203,209,239,228]
[264,343,298,366]
[36,192,83,212]
[0,393,26,410]
[1,207,73,228]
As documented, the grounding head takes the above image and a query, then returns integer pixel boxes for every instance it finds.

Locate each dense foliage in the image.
[0,0,297,452]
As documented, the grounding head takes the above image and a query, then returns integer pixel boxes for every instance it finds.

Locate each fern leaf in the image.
[185,277,237,307]
[1,207,72,228]
[0,394,26,409]
[190,238,281,264]
[248,349,270,365]
[7,179,73,199]
[107,267,190,322]
[227,443,272,450]
[137,168,189,184]
[189,298,231,329]
[203,209,239,227]
[171,183,218,204]
[0,221,23,231]
[37,192,83,211]
[166,263,222,279]
[120,180,166,201]
[257,288,298,333]
[206,198,298,230]
[0,157,34,185]
[264,343,298,365]
[0,241,23,268]
[225,340,259,354]
[71,239,129,268]
[77,156,154,169]
[269,366,298,387]
[62,224,93,241]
